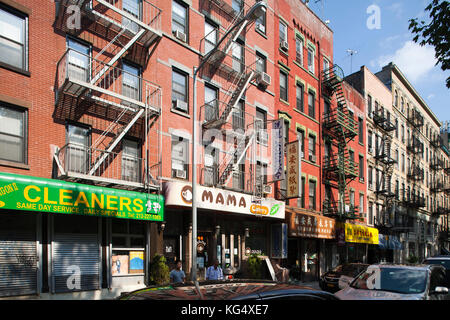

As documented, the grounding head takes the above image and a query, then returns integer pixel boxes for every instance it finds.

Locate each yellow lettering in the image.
[44,187,57,204]
[24,185,41,203]
[133,198,143,213]
[59,189,73,206]
[120,197,132,212]
[91,193,104,209]
[74,191,90,207]
[106,195,118,210]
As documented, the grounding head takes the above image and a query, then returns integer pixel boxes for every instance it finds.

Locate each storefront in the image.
[0,172,164,298]
[377,234,403,263]
[286,207,336,281]
[336,222,379,265]
[163,181,286,280]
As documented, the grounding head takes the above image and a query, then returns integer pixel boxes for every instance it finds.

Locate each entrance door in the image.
[0,213,38,297]
[302,239,318,282]
[163,237,179,270]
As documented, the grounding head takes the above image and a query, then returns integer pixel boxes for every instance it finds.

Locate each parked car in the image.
[117,279,339,300]
[335,264,449,300]
[423,255,450,287]
[319,263,369,293]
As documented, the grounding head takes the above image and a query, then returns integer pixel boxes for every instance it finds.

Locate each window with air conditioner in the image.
[172,69,188,113]
[279,21,288,50]
[171,136,188,180]
[0,6,28,71]
[172,1,187,42]
[255,107,267,145]
[255,9,266,34]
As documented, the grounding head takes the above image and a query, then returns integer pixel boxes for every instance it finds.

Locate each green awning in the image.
[0,172,164,222]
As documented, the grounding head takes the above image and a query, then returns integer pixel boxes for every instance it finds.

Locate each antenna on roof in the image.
[346,49,358,74]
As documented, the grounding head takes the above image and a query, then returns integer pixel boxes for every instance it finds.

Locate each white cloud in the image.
[373,41,437,83]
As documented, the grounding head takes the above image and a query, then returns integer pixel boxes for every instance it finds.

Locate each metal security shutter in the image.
[53,233,100,293]
[0,216,38,297]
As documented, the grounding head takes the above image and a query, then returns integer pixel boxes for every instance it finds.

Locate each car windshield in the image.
[424,259,450,269]
[332,264,365,277]
[350,267,427,294]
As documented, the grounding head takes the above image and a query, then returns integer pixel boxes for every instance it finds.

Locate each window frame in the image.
[0,103,28,164]
[171,67,189,113]
[172,0,188,39]
[296,82,304,112]
[279,21,287,45]
[279,70,288,102]
[0,4,28,72]
[295,35,304,65]
[309,179,316,211]
[308,90,315,119]
[171,135,189,180]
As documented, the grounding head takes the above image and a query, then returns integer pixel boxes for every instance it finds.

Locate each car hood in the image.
[335,287,424,300]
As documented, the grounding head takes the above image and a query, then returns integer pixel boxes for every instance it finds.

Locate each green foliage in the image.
[407,255,419,264]
[149,254,170,285]
[247,254,262,279]
[409,0,450,88]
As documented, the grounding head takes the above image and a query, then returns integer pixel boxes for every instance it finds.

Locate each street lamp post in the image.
[190,1,267,282]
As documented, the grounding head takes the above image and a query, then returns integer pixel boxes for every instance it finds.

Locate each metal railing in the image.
[55,143,160,188]
[323,108,358,136]
[56,49,161,113]
[323,154,358,178]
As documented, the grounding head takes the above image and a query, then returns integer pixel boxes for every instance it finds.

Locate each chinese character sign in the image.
[286,141,301,199]
[271,119,285,182]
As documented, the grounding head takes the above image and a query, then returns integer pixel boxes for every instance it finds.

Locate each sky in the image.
[307,0,449,123]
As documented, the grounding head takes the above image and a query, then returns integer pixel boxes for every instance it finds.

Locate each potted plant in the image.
[247,254,262,279]
[149,254,170,285]
[407,255,419,264]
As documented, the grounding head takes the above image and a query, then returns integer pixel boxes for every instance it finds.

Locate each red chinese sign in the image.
[287,209,336,239]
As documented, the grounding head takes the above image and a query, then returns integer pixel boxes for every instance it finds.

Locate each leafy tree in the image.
[247,254,262,279]
[149,254,170,285]
[409,0,450,88]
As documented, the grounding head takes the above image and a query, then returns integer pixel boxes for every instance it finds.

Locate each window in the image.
[368,166,373,187]
[255,8,266,34]
[401,125,405,143]
[232,100,245,131]
[350,190,355,209]
[323,58,330,78]
[394,90,398,107]
[171,136,188,179]
[297,128,305,159]
[295,36,303,65]
[358,118,364,144]
[308,90,315,119]
[204,20,217,54]
[367,95,372,116]
[204,84,218,122]
[307,47,315,74]
[308,135,316,162]
[359,155,364,181]
[122,62,141,102]
[296,83,304,112]
[112,220,145,274]
[123,0,140,33]
[67,37,91,82]
[402,153,405,172]
[324,100,330,116]
[232,0,243,12]
[256,51,267,73]
[172,69,188,113]
[66,124,90,173]
[122,139,141,182]
[0,104,27,163]
[256,107,267,144]
[368,130,373,152]
[300,177,306,208]
[309,180,316,211]
[395,119,399,138]
[368,202,373,225]
[280,71,288,101]
[349,149,354,163]
[284,120,290,147]
[172,1,187,38]
[0,6,28,70]
[359,194,364,216]
[279,21,287,45]
[231,40,244,73]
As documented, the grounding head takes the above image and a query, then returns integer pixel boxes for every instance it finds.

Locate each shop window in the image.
[111,220,146,276]
[0,104,27,163]
[171,135,189,180]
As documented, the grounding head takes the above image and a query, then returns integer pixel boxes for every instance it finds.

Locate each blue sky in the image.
[307,0,449,123]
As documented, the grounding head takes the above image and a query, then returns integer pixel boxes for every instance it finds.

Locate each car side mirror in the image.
[432,287,449,294]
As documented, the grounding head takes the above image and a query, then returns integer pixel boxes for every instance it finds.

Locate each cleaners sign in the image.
[0,172,164,222]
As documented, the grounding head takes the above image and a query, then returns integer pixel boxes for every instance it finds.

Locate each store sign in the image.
[271,119,285,182]
[163,181,285,219]
[338,223,379,245]
[286,141,301,199]
[0,172,164,222]
[287,210,335,239]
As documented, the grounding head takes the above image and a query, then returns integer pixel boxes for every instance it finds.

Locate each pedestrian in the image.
[170,260,186,284]
[205,259,223,281]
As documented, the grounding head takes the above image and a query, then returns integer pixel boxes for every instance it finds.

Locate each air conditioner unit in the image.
[256,23,266,33]
[258,131,269,144]
[174,30,187,42]
[309,154,316,163]
[258,72,271,87]
[263,185,272,194]
[173,99,188,112]
[280,41,289,51]
[176,169,187,179]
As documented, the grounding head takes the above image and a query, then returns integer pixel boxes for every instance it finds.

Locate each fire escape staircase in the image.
[322,65,358,220]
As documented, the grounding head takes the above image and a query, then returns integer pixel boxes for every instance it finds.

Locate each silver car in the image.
[335,264,449,300]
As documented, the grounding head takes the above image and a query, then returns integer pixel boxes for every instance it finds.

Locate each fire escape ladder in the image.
[218,133,255,187]
[89,108,145,175]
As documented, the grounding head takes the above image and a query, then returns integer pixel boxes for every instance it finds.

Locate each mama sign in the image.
[163,181,285,219]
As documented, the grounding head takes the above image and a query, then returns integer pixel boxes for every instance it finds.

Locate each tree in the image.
[409,0,450,88]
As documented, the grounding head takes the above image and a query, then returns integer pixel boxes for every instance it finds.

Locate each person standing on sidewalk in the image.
[205,259,223,281]
[170,260,186,284]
